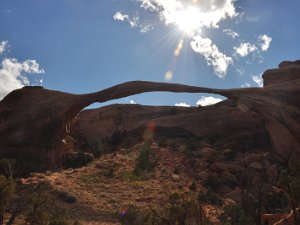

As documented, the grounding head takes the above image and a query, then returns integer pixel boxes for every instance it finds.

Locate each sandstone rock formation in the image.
[0,60,299,171]
[70,103,269,153]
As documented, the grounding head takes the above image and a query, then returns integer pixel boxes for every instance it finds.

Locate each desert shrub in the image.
[109,130,125,151]
[25,191,70,225]
[279,155,300,224]
[223,175,238,189]
[84,137,102,157]
[133,143,157,176]
[198,190,223,205]
[223,149,237,161]
[187,158,198,169]
[203,174,221,192]
[186,140,197,152]
[55,190,77,204]
[0,158,27,178]
[0,175,16,223]
[219,203,252,225]
[151,193,203,225]
[102,167,115,178]
[72,221,82,225]
[189,181,197,192]
[64,152,94,169]
[119,205,151,225]
[119,193,211,225]
[157,138,167,148]
[120,171,140,182]
[0,158,16,178]
[80,172,105,184]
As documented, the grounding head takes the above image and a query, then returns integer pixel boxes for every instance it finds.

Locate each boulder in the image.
[225,188,243,203]
[210,163,243,173]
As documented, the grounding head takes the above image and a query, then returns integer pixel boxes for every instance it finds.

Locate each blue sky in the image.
[0,0,300,107]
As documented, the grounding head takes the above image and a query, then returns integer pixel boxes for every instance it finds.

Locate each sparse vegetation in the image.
[25,191,70,225]
[118,193,209,225]
[220,203,253,225]
[80,171,106,184]
[120,171,140,182]
[279,155,300,224]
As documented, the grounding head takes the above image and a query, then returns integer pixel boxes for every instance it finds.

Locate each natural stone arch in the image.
[1,60,300,171]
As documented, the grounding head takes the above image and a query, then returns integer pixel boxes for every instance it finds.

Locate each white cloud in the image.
[113,12,153,32]
[113,12,129,21]
[0,58,44,100]
[223,29,239,38]
[259,34,272,51]
[234,42,257,57]
[0,41,8,54]
[191,35,233,77]
[175,102,190,107]
[130,100,137,104]
[139,0,157,10]
[252,74,263,87]
[197,96,223,106]
[241,82,250,88]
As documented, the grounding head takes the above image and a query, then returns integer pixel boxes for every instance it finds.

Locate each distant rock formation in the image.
[0,60,300,171]
[70,103,269,154]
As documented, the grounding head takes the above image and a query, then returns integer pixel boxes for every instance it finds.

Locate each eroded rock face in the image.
[70,103,269,153]
[0,60,299,171]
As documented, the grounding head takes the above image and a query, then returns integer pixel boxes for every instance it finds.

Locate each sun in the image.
[174,6,202,36]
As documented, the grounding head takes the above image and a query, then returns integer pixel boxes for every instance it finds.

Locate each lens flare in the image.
[174,39,184,57]
[164,71,173,81]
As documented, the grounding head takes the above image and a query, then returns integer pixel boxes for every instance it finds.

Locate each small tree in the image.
[0,159,19,179]
[279,156,300,225]
[133,143,157,176]
[151,193,203,225]
[235,162,274,225]
[0,175,16,225]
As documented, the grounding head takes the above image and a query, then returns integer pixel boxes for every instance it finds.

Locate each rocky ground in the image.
[18,142,236,224]
[15,141,281,225]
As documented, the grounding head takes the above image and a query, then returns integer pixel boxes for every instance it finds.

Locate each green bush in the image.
[85,137,102,157]
[198,190,223,205]
[223,149,237,161]
[119,205,142,225]
[25,191,70,225]
[203,174,221,191]
[151,193,203,225]
[120,172,140,182]
[220,203,253,225]
[55,190,77,204]
[64,152,94,169]
[0,175,16,223]
[133,143,157,176]
[185,141,197,152]
[119,193,210,225]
